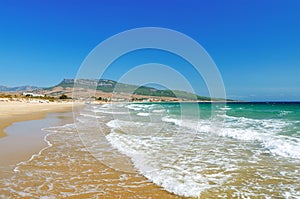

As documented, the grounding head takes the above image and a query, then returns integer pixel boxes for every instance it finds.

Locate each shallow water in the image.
[1,102,300,198]
[0,108,179,198]
[100,102,300,197]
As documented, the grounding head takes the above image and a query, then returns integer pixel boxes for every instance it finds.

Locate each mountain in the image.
[0,85,40,92]
[47,79,215,101]
[0,79,230,101]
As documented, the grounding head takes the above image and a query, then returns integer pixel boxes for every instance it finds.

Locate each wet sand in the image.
[0,112,74,178]
[0,102,78,178]
[0,102,183,198]
[1,125,182,198]
[0,101,76,138]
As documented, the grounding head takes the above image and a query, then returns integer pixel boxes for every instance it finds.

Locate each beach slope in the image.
[0,101,76,138]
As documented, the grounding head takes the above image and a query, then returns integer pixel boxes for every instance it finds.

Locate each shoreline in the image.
[0,101,81,138]
[0,101,81,178]
[0,102,183,198]
[0,112,74,178]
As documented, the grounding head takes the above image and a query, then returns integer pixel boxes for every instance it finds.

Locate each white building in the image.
[22,92,45,97]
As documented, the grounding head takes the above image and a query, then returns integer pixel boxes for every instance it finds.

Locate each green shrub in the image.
[59,94,68,99]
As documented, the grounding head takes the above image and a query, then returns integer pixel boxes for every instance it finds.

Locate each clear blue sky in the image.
[0,0,299,101]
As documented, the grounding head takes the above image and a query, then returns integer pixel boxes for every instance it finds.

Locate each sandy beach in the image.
[0,101,182,198]
[0,101,78,177]
[2,101,299,198]
[0,101,76,138]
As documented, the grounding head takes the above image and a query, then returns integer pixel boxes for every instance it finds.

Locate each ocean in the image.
[1,102,300,198]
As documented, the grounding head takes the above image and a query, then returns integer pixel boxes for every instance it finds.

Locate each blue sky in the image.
[0,0,299,101]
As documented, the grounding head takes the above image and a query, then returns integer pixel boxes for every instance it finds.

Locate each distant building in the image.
[23,92,45,97]
[98,82,113,86]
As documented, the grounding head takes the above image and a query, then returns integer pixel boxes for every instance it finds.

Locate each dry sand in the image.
[0,101,76,138]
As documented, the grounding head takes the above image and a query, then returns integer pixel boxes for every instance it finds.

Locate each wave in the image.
[126,103,154,111]
[162,115,300,159]
[106,130,225,197]
[80,113,103,119]
[105,112,300,197]
[137,112,150,117]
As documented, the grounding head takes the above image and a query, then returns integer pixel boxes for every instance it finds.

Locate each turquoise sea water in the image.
[102,102,300,197]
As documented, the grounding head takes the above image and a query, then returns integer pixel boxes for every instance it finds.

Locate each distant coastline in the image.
[0,78,231,103]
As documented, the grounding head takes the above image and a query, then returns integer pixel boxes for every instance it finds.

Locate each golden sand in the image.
[1,129,182,198]
[0,101,183,198]
[0,101,76,138]
[0,101,80,178]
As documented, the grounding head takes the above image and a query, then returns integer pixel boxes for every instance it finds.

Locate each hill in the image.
[0,85,40,92]
[45,79,216,101]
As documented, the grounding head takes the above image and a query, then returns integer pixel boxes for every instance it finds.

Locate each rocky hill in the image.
[45,79,212,101]
[1,79,228,102]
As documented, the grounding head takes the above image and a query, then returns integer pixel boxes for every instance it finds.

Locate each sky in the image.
[0,0,299,101]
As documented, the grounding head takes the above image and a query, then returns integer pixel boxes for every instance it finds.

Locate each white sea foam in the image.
[126,104,142,111]
[80,113,102,119]
[91,109,127,115]
[106,115,300,197]
[137,112,150,117]
[14,123,76,173]
[279,110,293,117]
[152,109,165,113]
[126,104,154,111]
[106,130,226,197]
[162,115,300,160]
[89,104,127,115]
[99,103,112,108]
[104,115,238,197]
[106,119,120,129]
[220,107,232,111]
[105,107,300,198]
[162,117,212,134]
